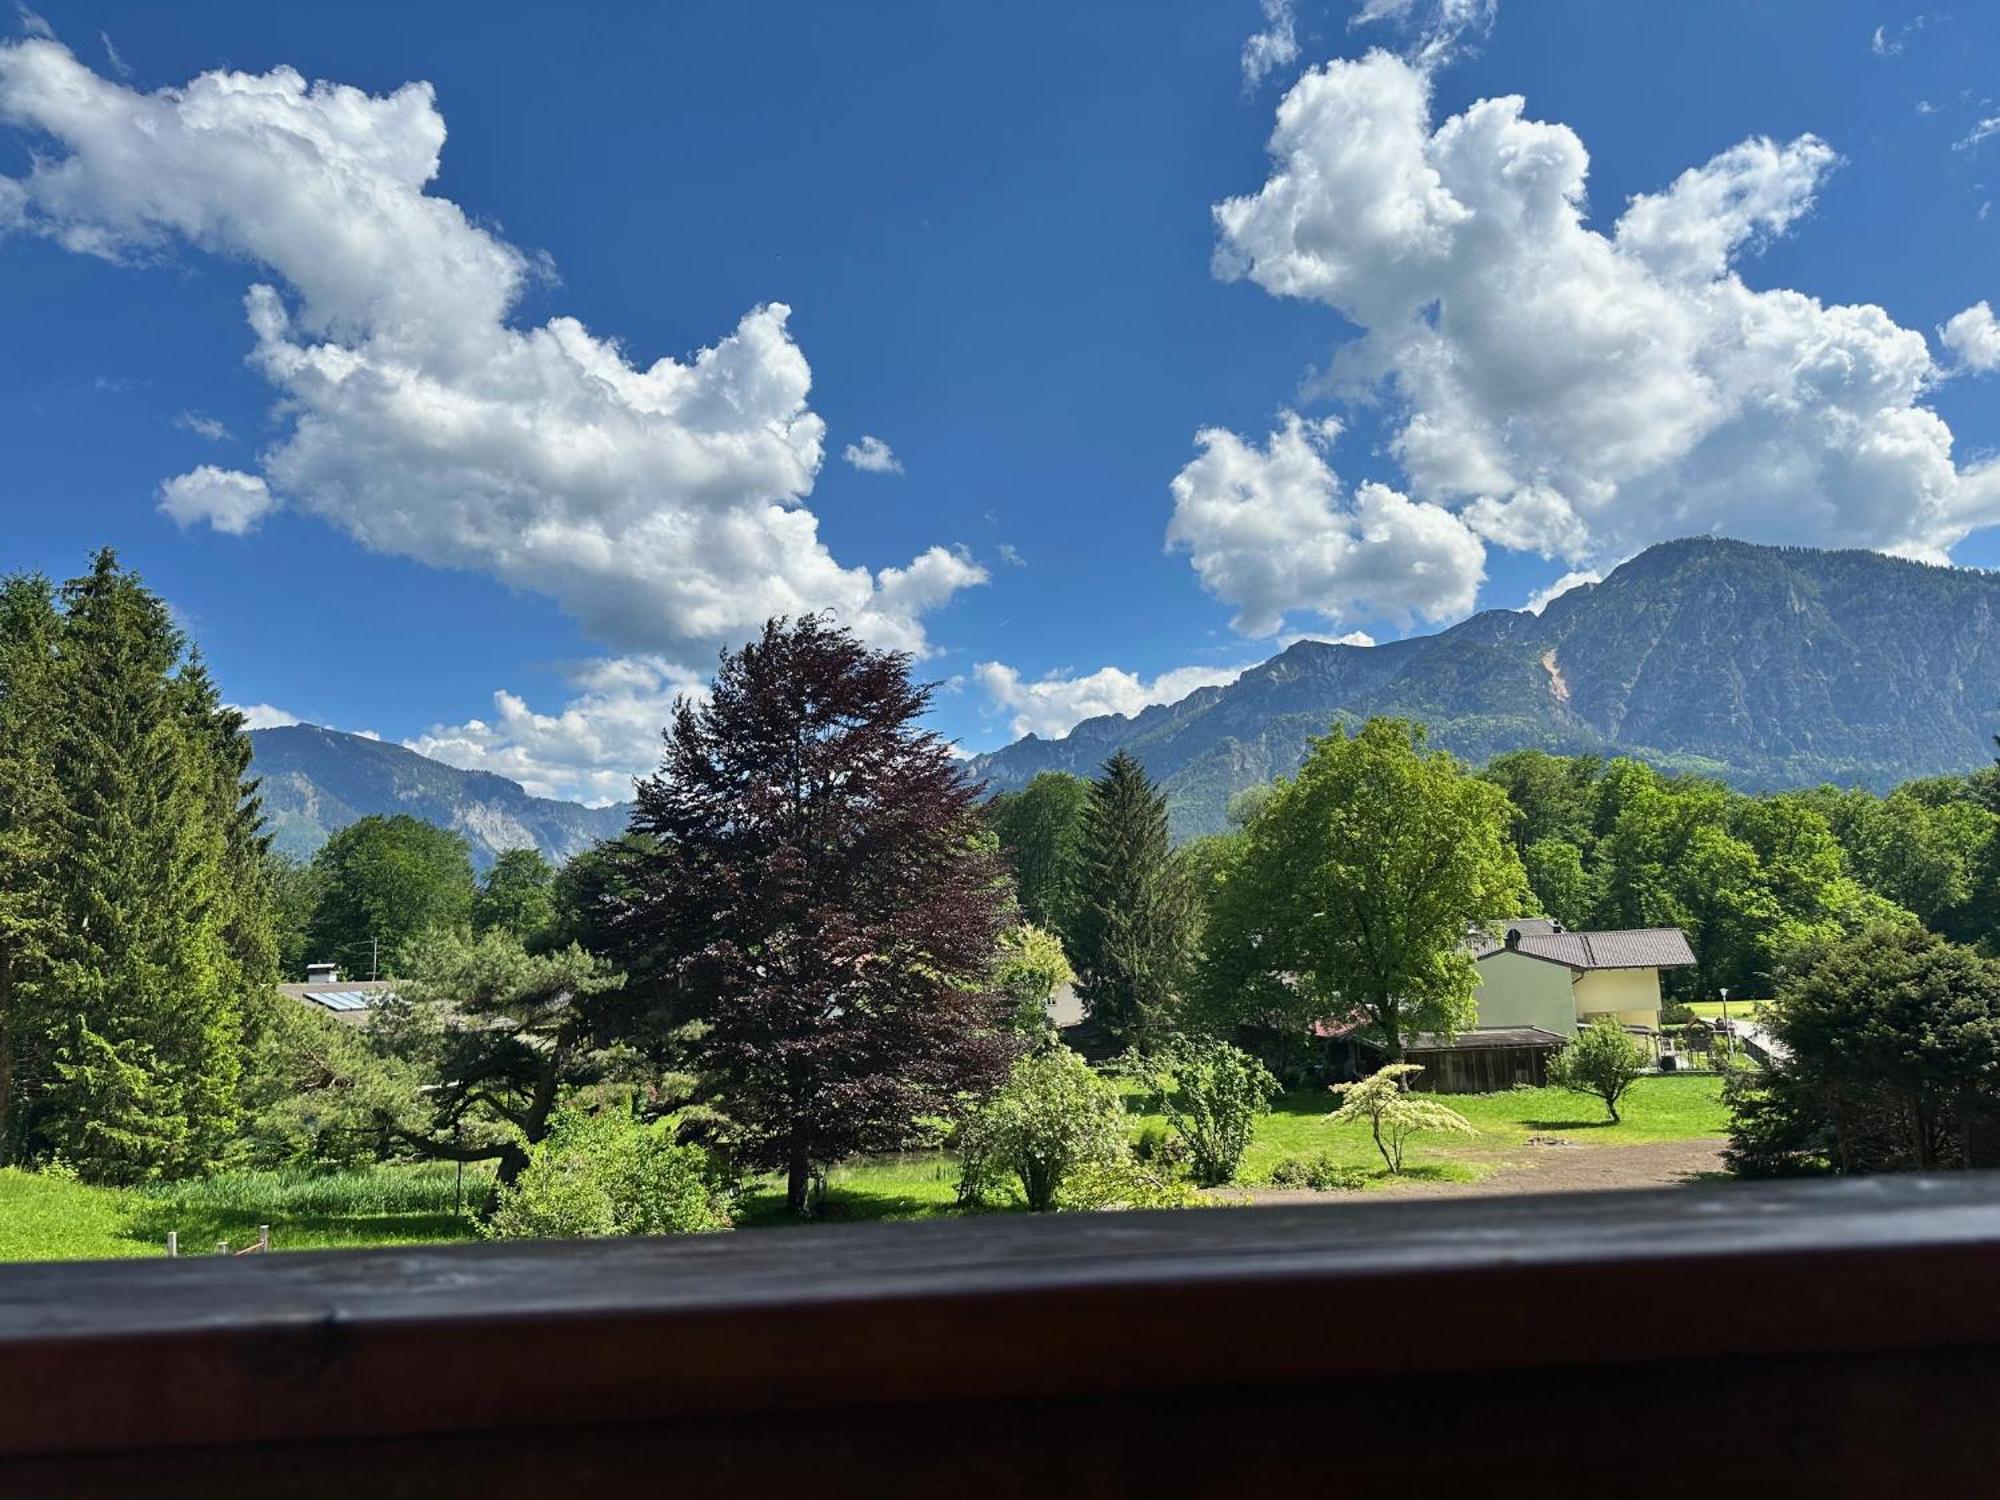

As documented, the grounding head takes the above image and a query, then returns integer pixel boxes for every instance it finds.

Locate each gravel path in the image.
[1231,1138,1732,1207]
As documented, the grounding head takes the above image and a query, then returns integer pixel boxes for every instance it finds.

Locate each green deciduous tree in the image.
[1547,1015,1651,1122]
[987,771,1090,937]
[1201,719,1528,1058]
[307,814,476,978]
[473,846,559,947]
[1071,751,1193,1050]
[1328,1062,1476,1174]
[957,1043,1129,1211]
[993,922,1076,1036]
[1143,1035,1277,1186]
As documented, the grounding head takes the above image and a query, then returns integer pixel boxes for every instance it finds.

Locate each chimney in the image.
[1504,928,1521,950]
[305,961,340,985]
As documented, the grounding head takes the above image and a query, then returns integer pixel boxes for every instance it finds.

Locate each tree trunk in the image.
[1379,992,1402,1062]
[787,1152,813,1218]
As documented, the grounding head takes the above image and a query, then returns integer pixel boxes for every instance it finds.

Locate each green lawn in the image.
[0,1163,488,1262]
[738,1073,1732,1222]
[1684,1001,1771,1021]
[0,1076,1732,1258]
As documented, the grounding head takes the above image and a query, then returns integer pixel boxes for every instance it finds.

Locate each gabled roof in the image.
[1472,922,1696,971]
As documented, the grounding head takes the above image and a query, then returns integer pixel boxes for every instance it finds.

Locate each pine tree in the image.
[1071,751,1192,1051]
[620,615,1018,1217]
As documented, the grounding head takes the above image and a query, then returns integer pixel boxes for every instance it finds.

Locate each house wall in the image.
[1470,951,1577,1035]
[1573,967,1663,1029]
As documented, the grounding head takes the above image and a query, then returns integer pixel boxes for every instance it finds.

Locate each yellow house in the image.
[1402,919,1697,1093]
[1468,919,1697,1035]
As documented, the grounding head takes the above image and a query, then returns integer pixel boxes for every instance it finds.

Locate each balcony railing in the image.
[4,1174,2000,1494]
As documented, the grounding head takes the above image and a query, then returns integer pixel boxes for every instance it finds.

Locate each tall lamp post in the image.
[1719,986,1731,1030]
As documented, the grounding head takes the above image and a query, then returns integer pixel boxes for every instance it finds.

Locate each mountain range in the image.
[969,537,2000,837]
[250,724,632,870]
[249,538,2000,859]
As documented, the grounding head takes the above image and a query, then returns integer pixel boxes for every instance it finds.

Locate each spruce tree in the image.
[1071,751,1192,1051]
[0,552,274,1180]
[0,576,62,1162]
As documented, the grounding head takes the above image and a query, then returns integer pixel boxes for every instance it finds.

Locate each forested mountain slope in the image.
[970,538,2000,837]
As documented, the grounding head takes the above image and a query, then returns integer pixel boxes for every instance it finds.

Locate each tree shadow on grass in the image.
[1523,1118,1618,1132]
[732,1188,972,1230]
[1270,1090,1337,1118]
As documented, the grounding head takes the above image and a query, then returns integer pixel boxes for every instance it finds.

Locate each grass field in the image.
[740,1073,1731,1225]
[0,1162,489,1263]
[1684,1000,1771,1021]
[1,1075,1732,1257]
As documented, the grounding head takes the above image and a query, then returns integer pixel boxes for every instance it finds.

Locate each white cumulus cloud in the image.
[974,659,1255,740]
[158,465,275,535]
[1942,301,2000,373]
[841,434,903,474]
[0,40,981,658]
[1207,49,2000,588]
[1166,412,1485,637]
[407,655,711,806]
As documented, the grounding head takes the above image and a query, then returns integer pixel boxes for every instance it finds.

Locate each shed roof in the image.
[1405,1027,1568,1052]
[279,980,398,1025]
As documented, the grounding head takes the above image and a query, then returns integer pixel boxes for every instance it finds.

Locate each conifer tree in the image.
[0,552,274,1179]
[1071,751,1192,1051]
[0,575,62,1161]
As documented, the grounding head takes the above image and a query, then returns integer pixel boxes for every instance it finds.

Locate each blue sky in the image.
[4,0,1999,802]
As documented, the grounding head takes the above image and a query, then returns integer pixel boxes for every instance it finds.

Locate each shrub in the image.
[1547,1016,1652,1122]
[1328,1063,1476,1174]
[487,1105,730,1239]
[1143,1036,1279,1187]
[1267,1153,1366,1191]
[957,1044,1128,1211]
[1062,1153,1200,1211]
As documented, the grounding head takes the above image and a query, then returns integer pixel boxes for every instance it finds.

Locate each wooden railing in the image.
[4,1175,2000,1495]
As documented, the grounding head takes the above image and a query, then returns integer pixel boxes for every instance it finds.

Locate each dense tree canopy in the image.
[986,771,1089,939]
[1201,720,1527,1058]
[618,615,1018,1216]
[306,814,476,978]
[473,846,559,948]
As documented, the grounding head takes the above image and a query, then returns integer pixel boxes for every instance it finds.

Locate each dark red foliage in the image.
[621,615,1018,1214]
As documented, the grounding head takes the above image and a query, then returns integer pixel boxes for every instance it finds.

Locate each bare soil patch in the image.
[1231,1137,1731,1206]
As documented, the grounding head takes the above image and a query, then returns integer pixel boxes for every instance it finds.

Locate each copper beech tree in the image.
[621,616,1018,1217]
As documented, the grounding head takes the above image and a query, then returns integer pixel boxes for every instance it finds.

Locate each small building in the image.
[1465,919,1696,1037]
[280,963,397,1026]
[1321,919,1699,1093]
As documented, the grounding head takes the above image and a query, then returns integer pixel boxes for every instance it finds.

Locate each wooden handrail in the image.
[4,1175,2000,1494]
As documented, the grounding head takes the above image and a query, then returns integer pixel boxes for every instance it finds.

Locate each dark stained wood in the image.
[6,1175,2000,1495]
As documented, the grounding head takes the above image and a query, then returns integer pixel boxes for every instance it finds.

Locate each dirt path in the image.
[1231,1137,1731,1207]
